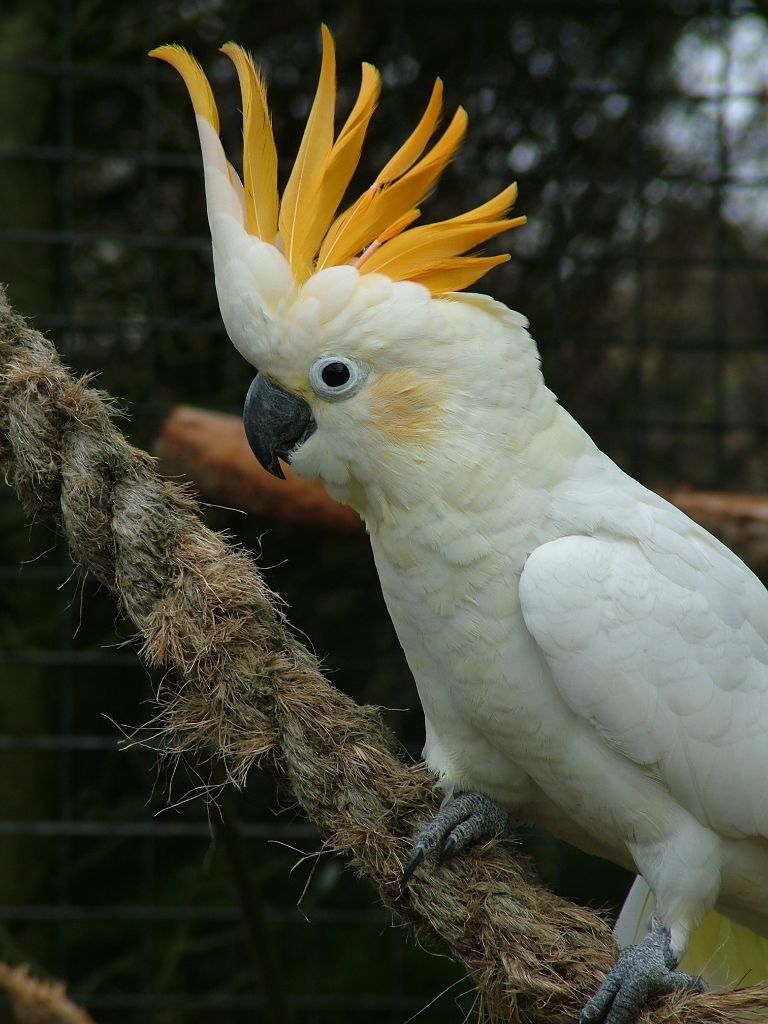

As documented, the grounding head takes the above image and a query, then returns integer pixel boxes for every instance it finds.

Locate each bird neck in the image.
[347,388,593,534]
[358,403,606,608]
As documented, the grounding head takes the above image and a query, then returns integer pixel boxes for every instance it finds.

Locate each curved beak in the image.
[243,374,316,479]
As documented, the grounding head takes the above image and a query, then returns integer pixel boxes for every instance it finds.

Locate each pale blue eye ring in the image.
[309,356,367,401]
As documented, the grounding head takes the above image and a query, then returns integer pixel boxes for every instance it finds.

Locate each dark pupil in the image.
[321,361,351,388]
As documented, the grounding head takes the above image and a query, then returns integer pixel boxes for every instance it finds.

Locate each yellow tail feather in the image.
[681,911,768,991]
[616,877,768,991]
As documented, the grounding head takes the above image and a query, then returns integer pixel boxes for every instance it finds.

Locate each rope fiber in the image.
[1,284,766,1024]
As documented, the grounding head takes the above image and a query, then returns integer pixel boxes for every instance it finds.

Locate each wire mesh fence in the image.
[0,0,767,1021]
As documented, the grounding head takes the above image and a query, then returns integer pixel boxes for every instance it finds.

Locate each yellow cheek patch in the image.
[367,371,448,444]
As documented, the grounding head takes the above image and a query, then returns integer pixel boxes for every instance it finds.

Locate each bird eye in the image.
[309,356,367,402]
[321,361,350,388]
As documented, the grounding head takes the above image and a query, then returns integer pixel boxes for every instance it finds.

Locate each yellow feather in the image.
[307,62,381,270]
[355,183,522,278]
[226,161,245,203]
[359,218,516,281]
[153,27,526,297]
[617,878,768,992]
[323,208,420,273]
[220,43,278,242]
[680,909,768,990]
[316,189,375,269]
[318,106,468,267]
[148,45,219,133]
[449,182,520,225]
[340,208,420,272]
[409,254,510,295]
[375,79,443,185]
[278,24,337,279]
[374,208,421,245]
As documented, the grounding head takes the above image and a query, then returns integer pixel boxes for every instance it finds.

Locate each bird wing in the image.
[518,509,768,840]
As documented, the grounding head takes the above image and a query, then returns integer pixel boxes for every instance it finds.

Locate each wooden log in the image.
[658,488,768,524]
[154,406,768,540]
[153,405,361,533]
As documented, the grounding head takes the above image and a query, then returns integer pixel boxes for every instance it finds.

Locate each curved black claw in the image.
[401,845,427,886]
[402,792,511,886]
[581,919,706,1024]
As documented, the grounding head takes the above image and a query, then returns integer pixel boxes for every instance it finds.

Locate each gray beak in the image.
[243,373,316,479]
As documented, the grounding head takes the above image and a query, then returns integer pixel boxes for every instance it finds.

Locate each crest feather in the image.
[317,107,469,268]
[375,79,443,185]
[304,61,381,270]
[151,27,525,295]
[149,45,219,132]
[359,219,517,281]
[220,43,278,242]
[410,254,511,294]
[278,24,337,279]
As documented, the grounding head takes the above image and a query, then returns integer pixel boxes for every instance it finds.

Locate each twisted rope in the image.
[1,285,765,1024]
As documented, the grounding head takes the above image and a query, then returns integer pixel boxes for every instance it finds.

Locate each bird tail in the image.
[615,875,768,990]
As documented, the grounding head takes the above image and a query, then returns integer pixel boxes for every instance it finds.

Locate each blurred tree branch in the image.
[154,405,768,545]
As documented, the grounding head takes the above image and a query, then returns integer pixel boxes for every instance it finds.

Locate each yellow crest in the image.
[149,26,525,294]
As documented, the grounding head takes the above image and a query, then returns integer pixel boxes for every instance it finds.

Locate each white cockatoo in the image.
[151,28,768,1022]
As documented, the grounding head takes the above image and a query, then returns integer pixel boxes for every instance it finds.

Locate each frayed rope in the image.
[2,285,765,1024]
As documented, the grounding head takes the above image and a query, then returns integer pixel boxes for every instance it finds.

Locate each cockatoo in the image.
[150,28,768,1023]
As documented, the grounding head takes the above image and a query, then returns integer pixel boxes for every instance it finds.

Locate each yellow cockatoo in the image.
[150,28,768,1024]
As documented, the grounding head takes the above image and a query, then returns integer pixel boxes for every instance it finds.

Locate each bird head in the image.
[150,28,548,520]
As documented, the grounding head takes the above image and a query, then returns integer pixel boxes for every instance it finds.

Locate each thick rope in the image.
[1,285,765,1024]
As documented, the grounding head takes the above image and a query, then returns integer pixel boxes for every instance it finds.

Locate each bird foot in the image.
[581,917,706,1024]
[402,791,512,885]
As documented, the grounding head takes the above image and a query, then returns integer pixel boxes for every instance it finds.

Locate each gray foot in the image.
[581,917,706,1024]
[402,791,511,885]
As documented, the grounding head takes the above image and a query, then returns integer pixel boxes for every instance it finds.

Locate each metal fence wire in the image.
[0,0,767,1021]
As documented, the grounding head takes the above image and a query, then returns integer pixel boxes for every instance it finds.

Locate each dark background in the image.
[1,0,767,1021]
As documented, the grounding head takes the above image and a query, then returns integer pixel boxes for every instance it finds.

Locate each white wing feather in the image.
[519,510,768,841]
